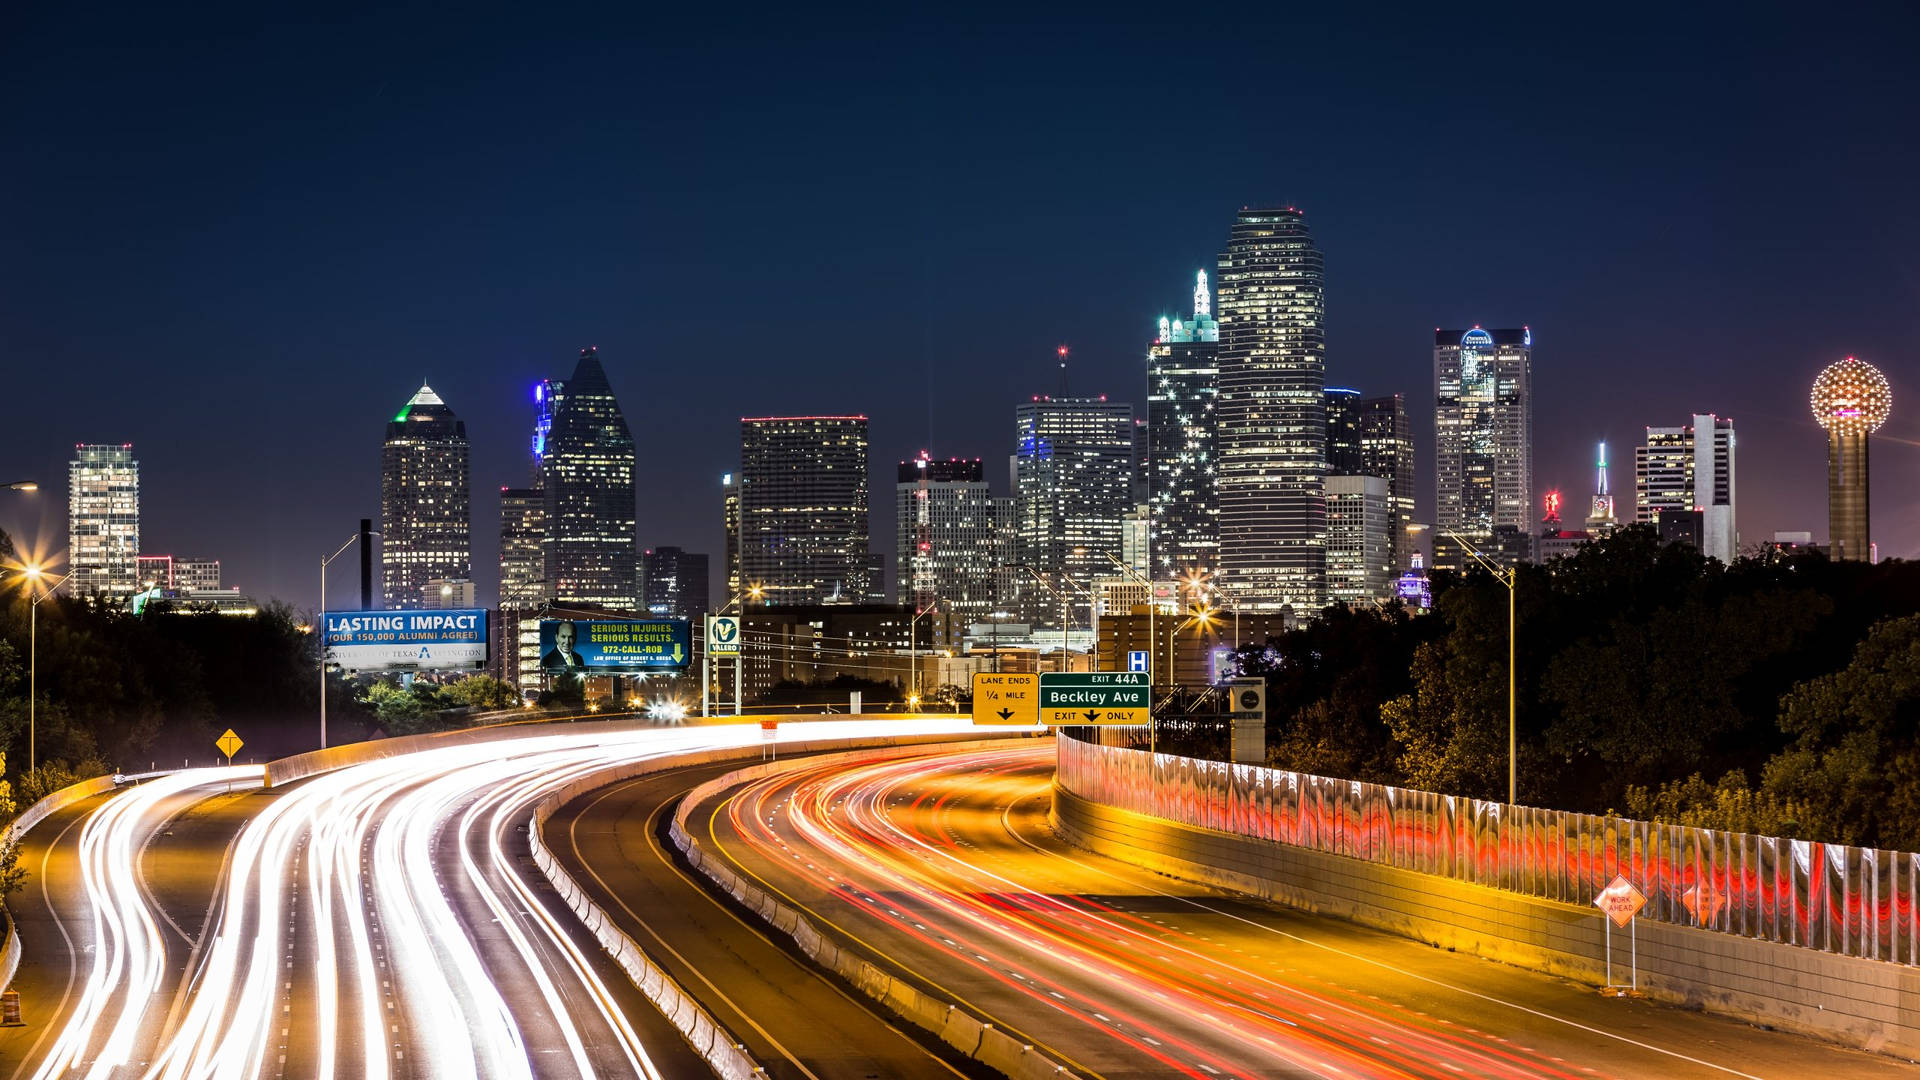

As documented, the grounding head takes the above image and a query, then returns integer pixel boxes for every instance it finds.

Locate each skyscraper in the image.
[641,546,710,620]
[1215,207,1327,610]
[1634,414,1737,563]
[380,384,471,609]
[1811,357,1892,562]
[721,472,741,604]
[1324,475,1392,603]
[1433,327,1533,571]
[541,348,637,608]
[1359,395,1416,572]
[1327,390,1417,575]
[497,487,546,607]
[895,454,1014,633]
[739,416,871,605]
[1585,441,1619,535]
[1147,270,1220,580]
[68,444,139,598]
[1012,396,1135,624]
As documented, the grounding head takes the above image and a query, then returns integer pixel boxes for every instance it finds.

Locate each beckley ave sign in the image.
[1038,671,1150,725]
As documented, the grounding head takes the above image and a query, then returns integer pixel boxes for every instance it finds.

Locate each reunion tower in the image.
[1810,356,1892,561]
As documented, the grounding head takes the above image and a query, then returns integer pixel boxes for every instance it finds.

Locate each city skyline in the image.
[4,10,1917,606]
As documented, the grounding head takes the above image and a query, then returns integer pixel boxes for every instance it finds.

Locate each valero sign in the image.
[323,610,488,672]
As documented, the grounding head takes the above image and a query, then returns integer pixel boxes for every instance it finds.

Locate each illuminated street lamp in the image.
[703,583,763,717]
[20,563,74,773]
[907,598,942,711]
[3,481,38,492]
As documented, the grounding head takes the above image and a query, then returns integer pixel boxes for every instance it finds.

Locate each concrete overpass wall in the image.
[1053,736,1920,1057]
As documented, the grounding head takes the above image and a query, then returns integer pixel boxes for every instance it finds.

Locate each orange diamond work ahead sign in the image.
[1682,881,1727,924]
[1592,875,1646,928]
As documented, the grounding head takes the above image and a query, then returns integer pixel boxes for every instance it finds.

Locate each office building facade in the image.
[1012,396,1135,625]
[498,487,547,608]
[1147,269,1221,580]
[380,384,472,609]
[1215,207,1327,610]
[739,416,872,605]
[68,444,139,598]
[1634,414,1737,564]
[895,454,1014,634]
[721,472,741,603]
[541,348,637,608]
[1325,475,1393,604]
[1433,327,1533,571]
[641,546,710,620]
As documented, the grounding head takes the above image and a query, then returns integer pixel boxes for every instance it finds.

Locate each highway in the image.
[5,718,984,1079]
[681,739,1920,1080]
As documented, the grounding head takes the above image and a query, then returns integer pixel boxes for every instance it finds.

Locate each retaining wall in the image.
[1054,784,1920,1057]
[666,736,1082,1080]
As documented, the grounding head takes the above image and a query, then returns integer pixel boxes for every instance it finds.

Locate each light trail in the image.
[712,743,1625,1080]
[25,719,980,1080]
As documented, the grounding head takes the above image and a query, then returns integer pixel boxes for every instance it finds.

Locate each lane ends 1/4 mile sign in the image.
[972,672,1039,725]
[1039,672,1150,726]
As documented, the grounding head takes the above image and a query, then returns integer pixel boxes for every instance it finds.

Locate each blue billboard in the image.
[322,609,489,671]
[539,619,691,672]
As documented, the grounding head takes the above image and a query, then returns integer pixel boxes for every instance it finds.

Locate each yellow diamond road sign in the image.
[216,729,243,761]
[971,672,1039,726]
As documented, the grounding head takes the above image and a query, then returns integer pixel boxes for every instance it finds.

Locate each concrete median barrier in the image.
[665,736,1083,1080]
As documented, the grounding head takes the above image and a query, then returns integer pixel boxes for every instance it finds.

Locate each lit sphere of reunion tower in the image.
[1810,356,1891,561]
[1810,356,1892,435]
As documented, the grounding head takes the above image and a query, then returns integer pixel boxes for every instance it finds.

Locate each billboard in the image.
[539,619,691,672]
[322,609,489,672]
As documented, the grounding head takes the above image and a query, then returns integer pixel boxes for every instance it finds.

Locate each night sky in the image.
[3,5,1916,611]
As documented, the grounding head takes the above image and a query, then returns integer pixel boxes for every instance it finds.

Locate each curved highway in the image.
[6,719,986,1079]
[679,740,1920,1080]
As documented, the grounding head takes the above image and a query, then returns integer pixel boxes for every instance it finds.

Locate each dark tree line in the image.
[1234,526,1920,850]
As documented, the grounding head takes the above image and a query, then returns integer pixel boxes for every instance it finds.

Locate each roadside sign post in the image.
[1037,672,1149,726]
[1593,875,1646,993]
[971,672,1039,726]
[216,729,244,794]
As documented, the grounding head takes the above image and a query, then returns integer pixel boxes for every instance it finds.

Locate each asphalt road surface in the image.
[676,738,1920,1080]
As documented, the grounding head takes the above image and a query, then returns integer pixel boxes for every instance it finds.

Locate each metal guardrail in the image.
[1057,734,1920,965]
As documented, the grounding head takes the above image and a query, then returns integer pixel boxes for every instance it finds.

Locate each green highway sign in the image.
[1038,671,1150,726]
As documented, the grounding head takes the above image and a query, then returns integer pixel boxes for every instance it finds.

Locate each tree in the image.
[1760,614,1920,848]
[442,675,519,709]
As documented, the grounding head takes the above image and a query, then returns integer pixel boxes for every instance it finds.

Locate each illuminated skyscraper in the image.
[1634,414,1737,563]
[1584,441,1618,535]
[1811,357,1892,561]
[895,454,1013,640]
[541,348,637,608]
[739,416,872,605]
[498,487,546,607]
[721,472,741,604]
[1433,327,1533,570]
[1328,390,1416,574]
[1147,269,1220,579]
[380,384,471,609]
[1012,396,1135,625]
[1324,475,1392,603]
[1215,207,1326,610]
[67,444,139,598]
[641,546,710,620]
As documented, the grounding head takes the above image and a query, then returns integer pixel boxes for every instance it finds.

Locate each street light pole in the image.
[907,598,941,710]
[1443,529,1518,806]
[319,531,375,751]
[23,567,74,775]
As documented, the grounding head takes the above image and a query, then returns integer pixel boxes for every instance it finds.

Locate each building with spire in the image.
[1584,441,1619,536]
[542,348,637,608]
[1434,327,1533,571]
[1811,357,1892,561]
[380,385,471,609]
[1147,269,1220,580]
[1215,207,1327,611]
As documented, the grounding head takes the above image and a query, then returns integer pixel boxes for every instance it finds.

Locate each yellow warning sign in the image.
[216,729,244,761]
[971,672,1040,726]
